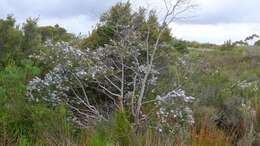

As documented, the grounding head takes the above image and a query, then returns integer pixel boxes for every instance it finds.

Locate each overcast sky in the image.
[1,0,260,44]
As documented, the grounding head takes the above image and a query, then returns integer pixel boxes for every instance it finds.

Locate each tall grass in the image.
[191,114,232,146]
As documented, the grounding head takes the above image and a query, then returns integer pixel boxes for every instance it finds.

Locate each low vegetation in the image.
[0,1,260,146]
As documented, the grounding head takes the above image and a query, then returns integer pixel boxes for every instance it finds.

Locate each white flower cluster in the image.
[238,80,259,91]
[29,40,90,66]
[138,64,159,85]
[27,64,70,105]
[156,89,195,103]
[155,89,195,134]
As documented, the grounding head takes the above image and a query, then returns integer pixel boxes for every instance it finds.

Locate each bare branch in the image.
[104,75,121,91]
[99,83,121,97]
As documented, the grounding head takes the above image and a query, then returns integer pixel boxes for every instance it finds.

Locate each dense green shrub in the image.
[0,63,38,142]
[171,39,189,53]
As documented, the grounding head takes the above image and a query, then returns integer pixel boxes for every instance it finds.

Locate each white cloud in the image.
[172,23,260,44]
[1,0,120,19]
[1,0,260,44]
[191,0,260,24]
[39,15,97,35]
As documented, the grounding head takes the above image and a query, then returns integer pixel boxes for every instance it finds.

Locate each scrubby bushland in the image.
[1,0,260,146]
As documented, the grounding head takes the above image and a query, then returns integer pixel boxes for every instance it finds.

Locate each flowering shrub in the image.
[155,88,195,134]
[27,41,112,127]
[27,33,198,130]
[27,30,161,127]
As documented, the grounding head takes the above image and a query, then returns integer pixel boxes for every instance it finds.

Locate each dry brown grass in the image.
[191,114,232,146]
